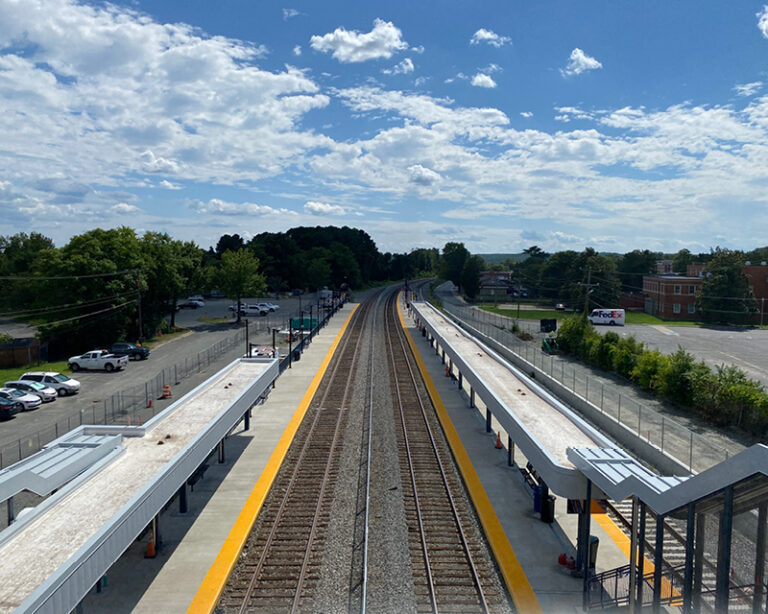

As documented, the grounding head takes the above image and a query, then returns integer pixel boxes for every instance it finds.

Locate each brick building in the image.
[744,262,768,324]
[642,275,702,319]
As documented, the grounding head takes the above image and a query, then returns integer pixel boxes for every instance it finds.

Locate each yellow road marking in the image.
[398,296,543,614]
[187,306,358,614]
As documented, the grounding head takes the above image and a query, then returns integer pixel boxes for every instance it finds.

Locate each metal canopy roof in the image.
[0,433,123,500]
[568,444,768,515]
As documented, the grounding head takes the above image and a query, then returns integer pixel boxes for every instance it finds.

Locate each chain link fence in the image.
[0,300,347,470]
[443,303,732,474]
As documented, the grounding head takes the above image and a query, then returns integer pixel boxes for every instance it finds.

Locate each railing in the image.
[587,563,686,609]
[442,303,734,474]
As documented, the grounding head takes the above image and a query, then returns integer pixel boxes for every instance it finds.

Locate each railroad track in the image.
[383,291,509,614]
[216,289,513,613]
[216,298,374,613]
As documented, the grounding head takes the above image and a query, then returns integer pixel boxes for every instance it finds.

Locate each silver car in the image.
[0,387,42,411]
[3,380,57,402]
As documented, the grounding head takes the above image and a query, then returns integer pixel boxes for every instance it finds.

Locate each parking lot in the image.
[0,293,334,458]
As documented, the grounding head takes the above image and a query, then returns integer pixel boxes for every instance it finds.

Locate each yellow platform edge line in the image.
[593,512,681,601]
[398,296,543,614]
[187,305,359,614]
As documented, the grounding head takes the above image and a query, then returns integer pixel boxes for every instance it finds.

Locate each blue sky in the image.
[1,1,768,255]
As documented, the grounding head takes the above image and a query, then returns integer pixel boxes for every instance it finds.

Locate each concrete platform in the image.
[81,305,356,614]
[401,304,635,613]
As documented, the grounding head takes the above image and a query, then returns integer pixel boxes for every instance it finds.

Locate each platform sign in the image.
[290,317,317,329]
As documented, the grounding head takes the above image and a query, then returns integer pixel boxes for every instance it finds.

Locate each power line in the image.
[0,268,140,281]
[0,290,138,318]
[37,300,136,328]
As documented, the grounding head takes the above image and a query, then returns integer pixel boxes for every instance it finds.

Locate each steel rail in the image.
[359,288,389,613]
[385,291,490,614]
[234,300,373,614]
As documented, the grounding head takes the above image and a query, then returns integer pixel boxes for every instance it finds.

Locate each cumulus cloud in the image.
[140,151,180,174]
[520,111,533,118]
[470,28,511,48]
[293,45,302,56]
[758,6,768,38]
[411,45,425,54]
[408,164,441,186]
[191,198,296,216]
[560,48,603,77]
[471,73,497,88]
[310,19,408,63]
[283,8,300,20]
[734,81,762,97]
[383,58,414,75]
[111,203,142,214]
[158,180,181,190]
[304,200,346,215]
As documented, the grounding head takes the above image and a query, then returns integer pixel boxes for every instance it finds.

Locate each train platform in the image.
[400,302,640,613]
[82,297,638,614]
[81,304,357,614]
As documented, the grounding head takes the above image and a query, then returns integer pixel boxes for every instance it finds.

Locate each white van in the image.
[588,309,626,326]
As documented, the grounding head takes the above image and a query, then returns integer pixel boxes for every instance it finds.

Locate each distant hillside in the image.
[478,253,527,266]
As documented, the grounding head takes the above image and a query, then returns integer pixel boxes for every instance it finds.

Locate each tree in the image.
[440,242,469,290]
[697,249,756,324]
[672,248,693,274]
[461,256,483,299]
[215,234,245,256]
[217,249,266,323]
[618,249,658,292]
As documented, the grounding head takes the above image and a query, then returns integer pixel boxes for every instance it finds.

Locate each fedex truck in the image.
[588,308,626,326]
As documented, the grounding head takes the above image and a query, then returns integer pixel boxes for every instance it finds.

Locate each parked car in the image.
[0,396,22,419]
[555,303,566,311]
[179,297,205,309]
[68,349,129,372]
[20,371,80,396]
[110,342,150,361]
[4,380,57,402]
[241,304,269,316]
[262,302,279,312]
[0,387,41,411]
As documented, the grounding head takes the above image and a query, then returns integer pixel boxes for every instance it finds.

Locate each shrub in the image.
[591,331,620,371]
[612,335,643,378]
[658,348,697,405]
[557,314,598,358]
[631,350,670,391]
[0,333,12,344]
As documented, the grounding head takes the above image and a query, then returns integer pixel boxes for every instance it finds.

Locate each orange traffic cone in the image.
[147,399,152,408]
[495,431,503,449]
[445,365,450,377]
[145,529,156,558]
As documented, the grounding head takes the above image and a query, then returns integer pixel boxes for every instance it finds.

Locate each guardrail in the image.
[442,303,734,474]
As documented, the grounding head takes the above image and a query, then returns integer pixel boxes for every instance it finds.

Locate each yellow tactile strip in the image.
[187,306,358,614]
[398,296,543,614]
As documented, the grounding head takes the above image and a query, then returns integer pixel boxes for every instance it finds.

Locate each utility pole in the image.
[136,269,143,342]
[580,267,599,315]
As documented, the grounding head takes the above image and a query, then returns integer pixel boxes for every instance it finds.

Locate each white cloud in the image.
[408,164,441,186]
[480,63,503,74]
[310,19,408,63]
[411,45,425,54]
[304,200,346,215]
[520,111,533,118]
[191,198,297,216]
[471,73,497,88]
[283,8,300,20]
[140,151,180,174]
[383,58,414,75]
[758,6,768,38]
[111,203,142,214]
[560,48,603,77]
[734,81,762,97]
[293,45,302,56]
[158,179,181,190]
[470,29,511,48]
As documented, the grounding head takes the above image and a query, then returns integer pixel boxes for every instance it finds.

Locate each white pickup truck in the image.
[68,349,129,372]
